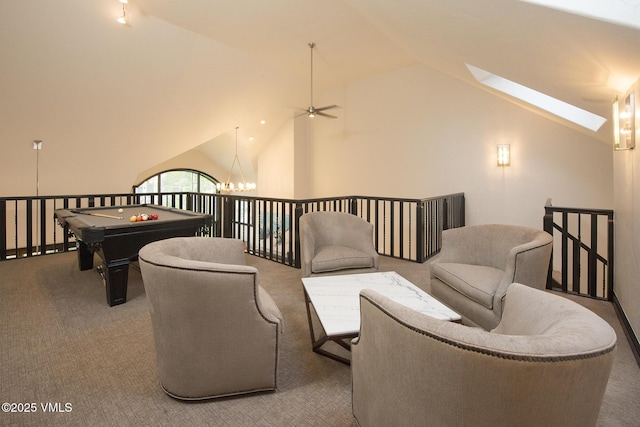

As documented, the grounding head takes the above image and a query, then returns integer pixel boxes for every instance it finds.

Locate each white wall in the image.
[0,1,302,197]
[614,82,640,342]
[256,121,294,199]
[302,65,613,229]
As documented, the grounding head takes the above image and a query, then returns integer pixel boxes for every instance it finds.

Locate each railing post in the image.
[214,195,223,237]
[26,199,33,257]
[0,199,6,260]
[349,197,358,215]
[442,198,449,230]
[415,202,425,263]
[543,206,554,290]
[588,213,598,297]
[561,211,569,293]
[608,212,614,301]
[40,198,47,255]
[294,204,304,269]
[222,196,233,238]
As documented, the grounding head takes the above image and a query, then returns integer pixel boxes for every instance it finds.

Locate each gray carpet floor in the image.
[1,252,638,426]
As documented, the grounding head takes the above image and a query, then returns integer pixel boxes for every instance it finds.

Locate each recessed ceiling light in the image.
[249,136,255,141]
[466,64,607,132]
[260,120,266,125]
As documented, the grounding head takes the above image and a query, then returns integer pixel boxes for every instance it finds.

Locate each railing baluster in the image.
[544,205,613,300]
[588,213,598,297]
[40,198,47,255]
[0,199,6,260]
[26,199,33,257]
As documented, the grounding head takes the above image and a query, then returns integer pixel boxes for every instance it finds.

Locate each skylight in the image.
[518,0,640,30]
[466,64,607,132]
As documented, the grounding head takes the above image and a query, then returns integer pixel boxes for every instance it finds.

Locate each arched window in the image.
[133,169,219,194]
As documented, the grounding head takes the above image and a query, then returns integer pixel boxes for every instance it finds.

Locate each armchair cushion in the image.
[299,211,379,277]
[312,245,375,274]
[431,262,504,309]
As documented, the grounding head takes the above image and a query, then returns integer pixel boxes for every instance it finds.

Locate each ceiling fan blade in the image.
[316,111,338,119]
[292,108,338,119]
[315,105,339,112]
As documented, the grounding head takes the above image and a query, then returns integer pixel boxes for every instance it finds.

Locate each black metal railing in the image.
[0,192,465,267]
[543,205,614,300]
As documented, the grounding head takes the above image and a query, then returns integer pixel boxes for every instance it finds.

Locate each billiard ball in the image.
[118,208,124,213]
[129,215,137,222]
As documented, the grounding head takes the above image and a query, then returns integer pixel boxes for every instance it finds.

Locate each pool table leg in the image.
[99,259,130,306]
[76,241,94,271]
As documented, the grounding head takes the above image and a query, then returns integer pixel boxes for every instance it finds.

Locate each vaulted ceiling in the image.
[132,0,640,145]
[3,0,640,180]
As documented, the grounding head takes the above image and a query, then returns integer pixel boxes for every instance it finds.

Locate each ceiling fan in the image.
[298,42,339,119]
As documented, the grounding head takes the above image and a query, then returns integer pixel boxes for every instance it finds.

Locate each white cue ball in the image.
[118,208,124,213]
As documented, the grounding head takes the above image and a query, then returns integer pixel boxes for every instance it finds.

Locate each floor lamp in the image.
[34,140,43,255]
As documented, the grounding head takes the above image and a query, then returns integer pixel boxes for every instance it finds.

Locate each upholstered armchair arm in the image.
[339,219,379,270]
[493,236,552,317]
[257,285,284,333]
[299,220,317,277]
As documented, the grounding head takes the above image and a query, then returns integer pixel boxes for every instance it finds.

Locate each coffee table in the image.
[302,271,461,365]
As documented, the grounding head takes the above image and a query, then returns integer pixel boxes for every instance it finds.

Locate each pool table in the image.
[54,204,213,306]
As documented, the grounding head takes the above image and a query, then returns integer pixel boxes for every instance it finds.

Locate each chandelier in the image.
[216,127,256,193]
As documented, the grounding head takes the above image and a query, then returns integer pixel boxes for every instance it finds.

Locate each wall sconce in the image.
[497,144,510,167]
[614,91,635,150]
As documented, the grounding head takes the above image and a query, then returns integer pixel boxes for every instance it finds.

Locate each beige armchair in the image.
[299,211,379,277]
[138,237,283,400]
[430,224,552,330]
[352,283,616,427]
